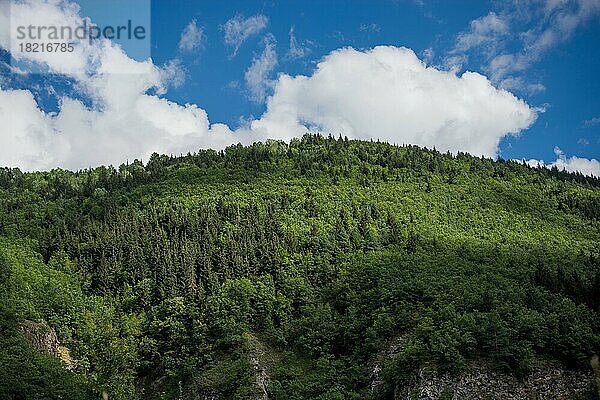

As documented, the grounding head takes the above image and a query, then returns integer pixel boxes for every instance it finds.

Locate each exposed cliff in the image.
[394,361,597,400]
[18,319,76,371]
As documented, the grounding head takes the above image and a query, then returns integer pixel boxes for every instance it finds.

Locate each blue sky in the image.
[149,0,600,162]
[1,0,599,173]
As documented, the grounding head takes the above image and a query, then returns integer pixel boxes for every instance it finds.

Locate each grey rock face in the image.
[18,319,61,357]
[394,361,597,400]
[17,319,76,370]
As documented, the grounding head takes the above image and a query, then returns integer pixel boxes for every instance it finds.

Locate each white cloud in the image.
[251,46,537,158]
[0,89,65,171]
[443,54,468,73]
[453,12,509,55]
[449,0,600,88]
[0,0,236,171]
[245,34,278,103]
[223,14,268,57]
[525,147,600,177]
[2,0,97,76]
[287,26,311,59]
[178,19,205,53]
[160,59,186,89]
[421,48,435,64]
[498,77,546,95]
[494,0,600,81]
[1,1,540,171]
[445,11,509,72]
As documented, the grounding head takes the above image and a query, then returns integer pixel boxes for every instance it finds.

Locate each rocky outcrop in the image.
[395,361,597,400]
[18,319,76,370]
[245,332,277,400]
[18,319,60,355]
[180,333,278,400]
[370,335,410,392]
[369,334,598,399]
[249,350,270,400]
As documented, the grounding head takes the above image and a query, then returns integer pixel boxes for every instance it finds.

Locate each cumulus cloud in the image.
[251,46,537,158]
[1,0,97,76]
[0,0,236,171]
[524,147,600,177]
[223,14,268,57]
[0,88,63,170]
[178,19,205,53]
[244,34,278,103]
[1,1,542,171]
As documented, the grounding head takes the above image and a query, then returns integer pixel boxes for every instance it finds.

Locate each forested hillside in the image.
[1,134,599,399]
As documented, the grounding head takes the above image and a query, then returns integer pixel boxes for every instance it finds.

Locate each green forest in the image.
[0,134,599,399]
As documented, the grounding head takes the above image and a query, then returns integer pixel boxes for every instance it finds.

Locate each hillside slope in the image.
[0,135,599,399]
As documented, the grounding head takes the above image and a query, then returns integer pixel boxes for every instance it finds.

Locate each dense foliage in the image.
[1,134,599,399]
